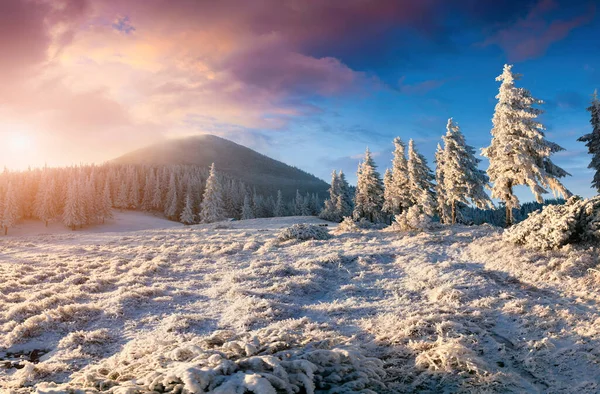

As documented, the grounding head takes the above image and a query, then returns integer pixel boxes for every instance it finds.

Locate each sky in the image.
[0,0,599,201]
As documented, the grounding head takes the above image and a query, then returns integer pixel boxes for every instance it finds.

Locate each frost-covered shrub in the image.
[504,196,600,250]
[277,223,332,242]
[52,318,387,393]
[335,216,360,233]
[391,206,433,232]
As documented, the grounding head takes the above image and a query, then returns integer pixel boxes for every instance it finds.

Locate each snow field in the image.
[1,217,600,392]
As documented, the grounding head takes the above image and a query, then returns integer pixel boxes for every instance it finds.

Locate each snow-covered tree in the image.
[320,171,342,221]
[353,148,384,222]
[34,176,57,227]
[442,118,492,224]
[407,140,436,217]
[199,163,225,223]
[241,193,254,220]
[482,64,571,226]
[141,171,156,211]
[63,179,80,231]
[164,172,179,220]
[180,192,196,224]
[100,178,113,223]
[578,90,600,193]
[434,143,451,224]
[382,168,394,221]
[2,182,18,235]
[336,170,353,218]
[387,137,412,216]
[274,190,284,217]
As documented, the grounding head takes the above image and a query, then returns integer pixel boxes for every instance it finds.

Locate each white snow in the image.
[1,217,600,393]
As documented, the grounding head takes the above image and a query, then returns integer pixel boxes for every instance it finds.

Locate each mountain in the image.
[112,134,329,199]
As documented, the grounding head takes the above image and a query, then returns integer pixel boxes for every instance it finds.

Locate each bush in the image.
[391,206,433,232]
[504,196,600,250]
[335,216,360,233]
[277,223,332,242]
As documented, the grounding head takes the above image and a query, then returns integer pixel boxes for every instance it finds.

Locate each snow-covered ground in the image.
[2,210,183,238]
[1,217,600,393]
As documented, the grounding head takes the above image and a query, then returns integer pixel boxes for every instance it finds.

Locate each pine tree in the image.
[274,190,284,217]
[141,171,155,211]
[442,118,492,224]
[2,182,18,235]
[390,137,412,215]
[63,179,80,230]
[482,64,571,226]
[382,168,394,221]
[578,90,600,193]
[34,175,57,227]
[302,192,311,216]
[241,193,254,220]
[127,169,140,209]
[199,163,225,223]
[151,172,163,211]
[164,172,179,219]
[353,148,384,222]
[101,178,113,223]
[407,140,436,217]
[320,171,341,221]
[294,190,304,216]
[434,143,451,224]
[336,170,353,218]
[180,192,196,224]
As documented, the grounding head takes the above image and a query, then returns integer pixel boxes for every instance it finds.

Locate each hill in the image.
[112,134,329,199]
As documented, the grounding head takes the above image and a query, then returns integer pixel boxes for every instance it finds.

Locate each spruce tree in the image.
[482,64,571,226]
[442,118,492,224]
[2,182,18,235]
[336,170,353,218]
[320,170,341,221]
[180,192,196,224]
[390,137,412,214]
[164,172,179,219]
[199,163,225,223]
[382,168,394,220]
[407,140,436,217]
[274,190,284,217]
[434,143,451,224]
[241,193,254,219]
[101,178,113,223]
[578,90,600,193]
[353,148,384,222]
[63,179,79,231]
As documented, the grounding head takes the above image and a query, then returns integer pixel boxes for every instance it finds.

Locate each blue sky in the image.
[0,0,598,201]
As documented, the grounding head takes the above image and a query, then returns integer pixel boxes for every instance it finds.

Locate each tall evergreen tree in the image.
[578,90,600,193]
[353,148,384,222]
[434,143,451,224]
[2,182,18,235]
[63,179,80,231]
[482,64,571,226]
[407,140,436,217]
[382,168,394,220]
[442,118,492,224]
[274,190,284,217]
[180,192,196,224]
[389,137,412,214]
[164,172,179,219]
[199,163,225,223]
[241,193,254,220]
[101,178,113,223]
[320,170,341,221]
[336,170,353,218]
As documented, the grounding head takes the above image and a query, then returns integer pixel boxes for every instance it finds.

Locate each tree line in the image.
[0,163,322,234]
[321,64,599,227]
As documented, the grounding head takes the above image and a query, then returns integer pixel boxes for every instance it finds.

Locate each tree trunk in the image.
[505,182,513,228]
[451,201,456,225]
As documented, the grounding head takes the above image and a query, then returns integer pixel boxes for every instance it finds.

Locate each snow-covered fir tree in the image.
[482,64,571,226]
[141,171,155,211]
[274,190,284,217]
[320,170,342,221]
[164,172,179,220]
[34,175,57,227]
[336,170,353,218]
[180,192,196,224]
[388,137,412,216]
[199,163,226,223]
[63,179,81,231]
[101,178,113,223]
[407,140,436,217]
[442,118,492,224]
[578,90,600,193]
[2,182,18,235]
[382,168,394,221]
[353,148,384,222]
[434,143,451,224]
[241,193,254,220]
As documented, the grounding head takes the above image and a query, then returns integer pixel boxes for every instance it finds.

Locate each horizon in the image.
[1,0,599,202]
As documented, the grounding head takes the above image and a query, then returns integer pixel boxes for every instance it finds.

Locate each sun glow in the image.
[8,132,33,152]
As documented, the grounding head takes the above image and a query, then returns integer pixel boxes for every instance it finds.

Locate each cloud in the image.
[397,76,449,95]
[482,0,595,61]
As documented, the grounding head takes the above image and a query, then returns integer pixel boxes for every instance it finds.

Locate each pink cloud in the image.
[482,0,595,61]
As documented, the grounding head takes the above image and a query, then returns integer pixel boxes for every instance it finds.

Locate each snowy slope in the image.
[1,218,600,392]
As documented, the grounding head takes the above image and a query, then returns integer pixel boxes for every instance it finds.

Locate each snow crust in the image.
[1,217,600,392]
